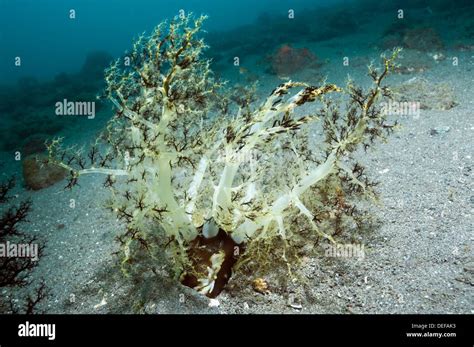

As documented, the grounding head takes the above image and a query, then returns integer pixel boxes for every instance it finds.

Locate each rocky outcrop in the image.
[22,154,68,190]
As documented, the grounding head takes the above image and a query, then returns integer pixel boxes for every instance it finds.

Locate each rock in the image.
[22,154,68,190]
[270,44,320,76]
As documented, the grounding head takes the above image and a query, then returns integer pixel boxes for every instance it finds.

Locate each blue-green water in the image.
[1,0,472,83]
[0,0,473,154]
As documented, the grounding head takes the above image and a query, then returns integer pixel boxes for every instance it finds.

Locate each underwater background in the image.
[1,0,473,155]
[0,0,473,313]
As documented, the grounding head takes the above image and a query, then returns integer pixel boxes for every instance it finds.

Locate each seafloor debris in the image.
[252,278,270,295]
[430,126,451,136]
[287,293,303,310]
[392,77,457,111]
